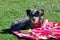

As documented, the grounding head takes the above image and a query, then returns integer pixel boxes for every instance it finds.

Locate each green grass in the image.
[0,0,60,40]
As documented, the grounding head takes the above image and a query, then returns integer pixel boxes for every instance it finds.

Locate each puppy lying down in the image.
[11,9,46,34]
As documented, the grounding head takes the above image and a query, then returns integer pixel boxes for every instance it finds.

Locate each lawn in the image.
[0,0,60,40]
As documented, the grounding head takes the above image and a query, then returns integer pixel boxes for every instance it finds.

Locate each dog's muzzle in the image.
[31,17,43,28]
[31,17,40,24]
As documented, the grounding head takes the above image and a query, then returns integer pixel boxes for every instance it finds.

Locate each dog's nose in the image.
[33,17,39,23]
[33,17,37,19]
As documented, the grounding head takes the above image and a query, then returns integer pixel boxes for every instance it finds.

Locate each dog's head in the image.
[26,9,44,24]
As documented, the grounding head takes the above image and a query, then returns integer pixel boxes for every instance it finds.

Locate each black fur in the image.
[11,9,44,31]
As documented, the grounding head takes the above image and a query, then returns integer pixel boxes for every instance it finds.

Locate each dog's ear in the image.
[26,9,33,16]
[39,9,44,16]
[26,9,31,16]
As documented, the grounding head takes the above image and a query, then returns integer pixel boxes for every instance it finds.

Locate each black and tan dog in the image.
[11,9,45,31]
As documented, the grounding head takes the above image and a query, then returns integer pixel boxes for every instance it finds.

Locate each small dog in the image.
[11,9,45,31]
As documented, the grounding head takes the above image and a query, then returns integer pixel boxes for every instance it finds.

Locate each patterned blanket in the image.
[11,20,60,40]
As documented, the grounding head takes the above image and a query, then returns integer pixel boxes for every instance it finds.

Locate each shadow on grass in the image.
[0,29,25,40]
[0,29,12,34]
[0,29,32,40]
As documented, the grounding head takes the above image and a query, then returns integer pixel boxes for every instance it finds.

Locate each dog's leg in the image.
[42,19,48,28]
